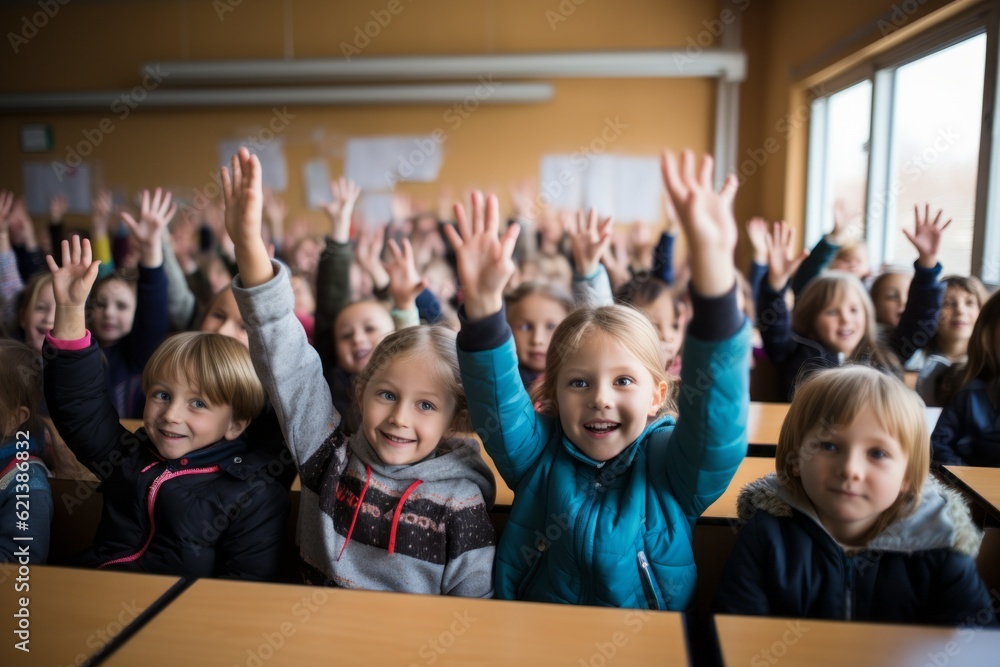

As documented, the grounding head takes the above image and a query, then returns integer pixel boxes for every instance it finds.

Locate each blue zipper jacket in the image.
[457,288,749,609]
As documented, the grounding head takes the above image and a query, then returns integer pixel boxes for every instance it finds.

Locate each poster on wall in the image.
[345,136,443,191]
[539,154,662,223]
[23,162,92,215]
[217,139,288,192]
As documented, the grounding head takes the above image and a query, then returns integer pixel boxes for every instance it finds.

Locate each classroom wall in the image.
[0,0,970,240]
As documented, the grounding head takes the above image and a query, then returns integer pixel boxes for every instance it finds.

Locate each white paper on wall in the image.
[345,136,443,191]
[303,159,333,209]
[355,193,393,228]
[614,156,662,223]
[217,139,288,192]
[538,155,582,210]
[540,153,663,223]
[581,155,617,219]
[23,162,92,215]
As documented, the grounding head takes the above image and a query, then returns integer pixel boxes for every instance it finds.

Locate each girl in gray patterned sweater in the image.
[224,149,496,596]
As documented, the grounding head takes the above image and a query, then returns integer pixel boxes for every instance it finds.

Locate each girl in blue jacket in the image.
[449,150,750,609]
[715,365,992,625]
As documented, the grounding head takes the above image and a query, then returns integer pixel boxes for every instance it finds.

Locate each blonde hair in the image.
[0,339,41,436]
[532,305,674,417]
[354,325,469,432]
[142,332,264,423]
[16,273,53,331]
[775,365,929,541]
[792,271,900,373]
[505,281,574,315]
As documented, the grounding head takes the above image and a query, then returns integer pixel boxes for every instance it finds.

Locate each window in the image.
[806,18,994,283]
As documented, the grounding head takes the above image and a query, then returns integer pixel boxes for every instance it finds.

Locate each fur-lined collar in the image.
[737,473,982,557]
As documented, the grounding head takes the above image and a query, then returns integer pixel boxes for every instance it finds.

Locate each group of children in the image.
[0,145,998,630]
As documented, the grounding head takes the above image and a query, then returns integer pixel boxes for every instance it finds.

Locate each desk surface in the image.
[715,614,1000,667]
[701,457,776,523]
[106,579,688,666]
[941,465,1000,522]
[0,564,178,667]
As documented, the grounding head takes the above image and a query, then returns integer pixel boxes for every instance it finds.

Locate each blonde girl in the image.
[715,365,991,624]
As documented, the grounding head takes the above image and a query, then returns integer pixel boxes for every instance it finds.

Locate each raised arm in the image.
[565,208,614,308]
[659,150,749,517]
[224,149,347,483]
[790,201,852,296]
[448,192,553,485]
[891,204,948,361]
[758,221,806,365]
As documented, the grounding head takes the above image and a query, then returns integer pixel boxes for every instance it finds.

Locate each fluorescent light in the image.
[0,83,553,112]
[146,51,746,85]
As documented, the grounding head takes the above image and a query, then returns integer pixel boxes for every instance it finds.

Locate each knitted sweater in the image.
[233,262,496,596]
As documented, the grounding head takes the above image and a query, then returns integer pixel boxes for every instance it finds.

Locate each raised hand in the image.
[322,176,361,243]
[443,191,520,320]
[905,204,951,269]
[91,189,114,236]
[121,188,176,267]
[49,194,68,223]
[661,149,739,296]
[829,200,858,244]
[384,238,426,311]
[221,147,271,287]
[746,216,769,266]
[764,221,808,292]
[46,236,101,340]
[565,208,613,278]
[356,225,390,290]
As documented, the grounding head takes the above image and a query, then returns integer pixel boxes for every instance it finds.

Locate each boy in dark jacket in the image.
[43,236,287,579]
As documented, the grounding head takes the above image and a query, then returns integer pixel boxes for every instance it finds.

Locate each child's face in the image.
[555,331,668,462]
[143,373,247,459]
[361,353,457,465]
[200,289,248,350]
[20,282,54,354]
[814,290,866,354]
[830,246,868,279]
[635,292,682,372]
[872,273,910,328]
[794,407,908,546]
[91,279,137,345]
[937,286,980,345]
[334,302,395,375]
[290,276,316,317]
[508,294,569,373]
[293,238,321,275]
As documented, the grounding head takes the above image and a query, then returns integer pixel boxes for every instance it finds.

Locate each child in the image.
[714,365,992,625]
[931,290,1000,466]
[450,150,749,608]
[89,189,171,418]
[43,236,288,578]
[224,148,495,595]
[505,282,574,389]
[14,273,54,356]
[913,276,989,407]
[0,339,52,563]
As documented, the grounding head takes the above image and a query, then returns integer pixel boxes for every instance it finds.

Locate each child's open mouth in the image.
[380,430,416,446]
[584,421,621,437]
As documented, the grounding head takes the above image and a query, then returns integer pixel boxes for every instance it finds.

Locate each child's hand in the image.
[601,230,631,289]
[746,217,769,265]
[91,189,113,236]
[565,208,613,278]
[49,194,68,223]
[121,188,175,268]
[355,224,390,290]
[384,238,426,311]
[661,149,739,297]
[323,176,361,243]
[829,200,856,244]
[46,236,101,340]
[221,148,272,287]
[444,191,520,321]
[905,204,951,269]
[764,221,808,292]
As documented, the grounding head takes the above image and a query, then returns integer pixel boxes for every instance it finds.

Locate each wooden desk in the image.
[106,579,688,666]
[747,402,787,448]
[940,466,1000,523]
[700,457,775,525]
[0,564,179,667]
[715,614,1000,667]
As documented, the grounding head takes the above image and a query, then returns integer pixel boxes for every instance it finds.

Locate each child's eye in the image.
[614,377,635,386]
[546,323,557,331]
[191,399,207,409]
[869,449,887,460]
[418,401,435,411]
[569,378,588,388]
[211,311,225,321]
[517,323,532,332]
[378,390,396,401]
[152,391,170,401]
[819,441,837,452]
